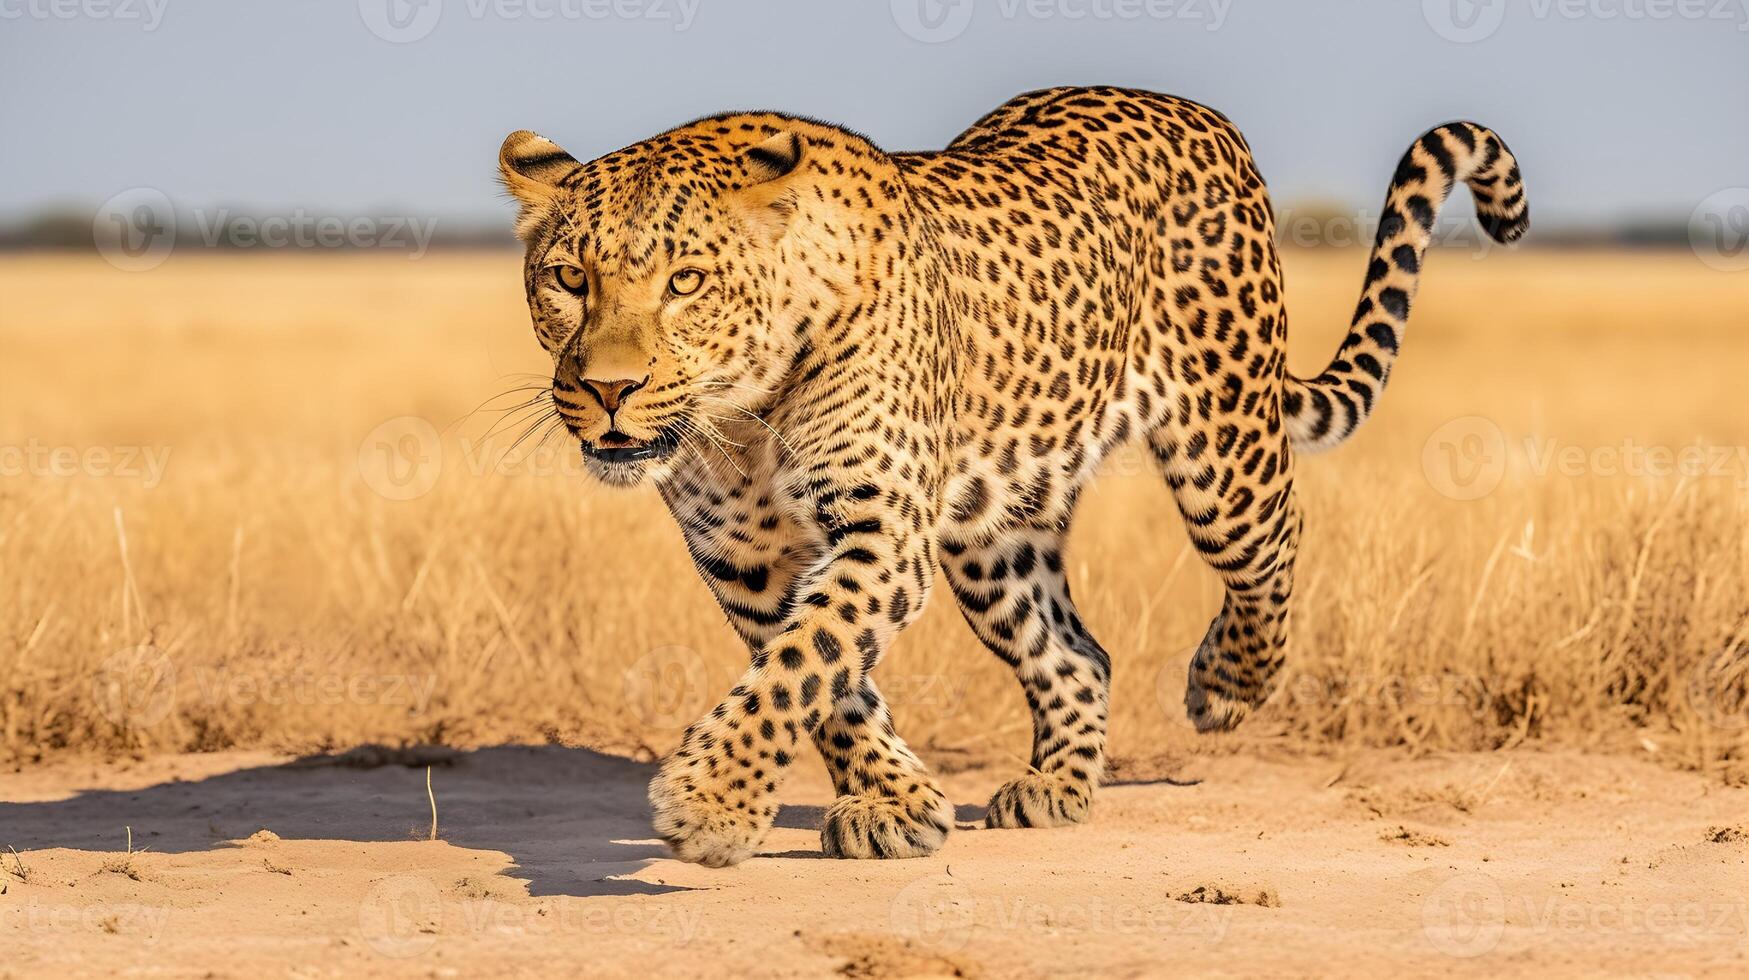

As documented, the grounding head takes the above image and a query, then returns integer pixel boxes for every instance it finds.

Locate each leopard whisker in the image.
[696,379,777,396]
[691,415,752,449]
[700,396,799,460]
[480,399,560,444]
[455,386,554,437]
[677,415,747,480]
[505,408,561,457]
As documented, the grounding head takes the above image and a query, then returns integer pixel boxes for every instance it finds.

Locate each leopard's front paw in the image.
[985,772,1093,829]
[820,790,953,860]
[647,763,770,868]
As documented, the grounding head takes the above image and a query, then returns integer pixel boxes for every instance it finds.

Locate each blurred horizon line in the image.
[0,201,1718,254]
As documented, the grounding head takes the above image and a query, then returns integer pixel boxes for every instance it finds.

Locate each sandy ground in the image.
[2,746,1745,978]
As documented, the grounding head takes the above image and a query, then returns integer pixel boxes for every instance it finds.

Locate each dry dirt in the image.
[4,746,1745,978]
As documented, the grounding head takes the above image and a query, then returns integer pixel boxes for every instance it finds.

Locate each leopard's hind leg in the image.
[1148,422,1301,732]
[943,523,1111,828]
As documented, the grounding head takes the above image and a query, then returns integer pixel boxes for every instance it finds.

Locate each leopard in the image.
[497,85,1528,867]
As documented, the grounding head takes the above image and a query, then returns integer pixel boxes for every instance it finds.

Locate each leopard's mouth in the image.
[577,425,685,486]
[581,427,682,464]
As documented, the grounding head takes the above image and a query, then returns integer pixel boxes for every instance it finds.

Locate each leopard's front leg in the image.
[648,468,947,866]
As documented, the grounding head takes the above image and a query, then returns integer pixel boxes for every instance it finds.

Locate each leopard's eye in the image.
[553,265,588,295]
[668,269,705,297]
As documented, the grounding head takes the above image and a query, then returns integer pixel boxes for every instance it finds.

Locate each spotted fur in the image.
[499,86,1528,866]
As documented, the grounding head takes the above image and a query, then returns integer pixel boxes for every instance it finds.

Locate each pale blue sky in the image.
[3,0,1744,227]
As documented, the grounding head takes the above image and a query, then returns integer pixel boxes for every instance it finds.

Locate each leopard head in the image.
[499,120,842,487]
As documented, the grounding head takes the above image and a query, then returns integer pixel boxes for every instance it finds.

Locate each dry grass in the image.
[96,826,144,880]
[5,846,31,884]
[1,249,1745,780]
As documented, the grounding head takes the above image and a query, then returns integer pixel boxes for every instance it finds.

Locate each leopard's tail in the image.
[1284,123,1528,454]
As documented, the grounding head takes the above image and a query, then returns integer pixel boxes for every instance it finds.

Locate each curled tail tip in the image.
[1283,121,1529,455]
[1430,120,1531,245]
[1480,207,1530,245]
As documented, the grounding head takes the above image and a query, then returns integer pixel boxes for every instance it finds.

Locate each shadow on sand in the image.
[1,745,1024,896]
[2,746,690,897]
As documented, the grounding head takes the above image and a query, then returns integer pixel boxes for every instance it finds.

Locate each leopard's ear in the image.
[742,131,802,185]
[739,131,804,241]
[499,131,578,236]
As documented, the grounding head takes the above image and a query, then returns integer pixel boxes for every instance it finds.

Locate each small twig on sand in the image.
[426,766,439,841]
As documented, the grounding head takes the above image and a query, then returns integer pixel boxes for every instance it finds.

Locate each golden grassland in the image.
[2,249,1745,779]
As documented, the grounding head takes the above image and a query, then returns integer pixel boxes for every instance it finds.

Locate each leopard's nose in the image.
[579,376,648,413]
